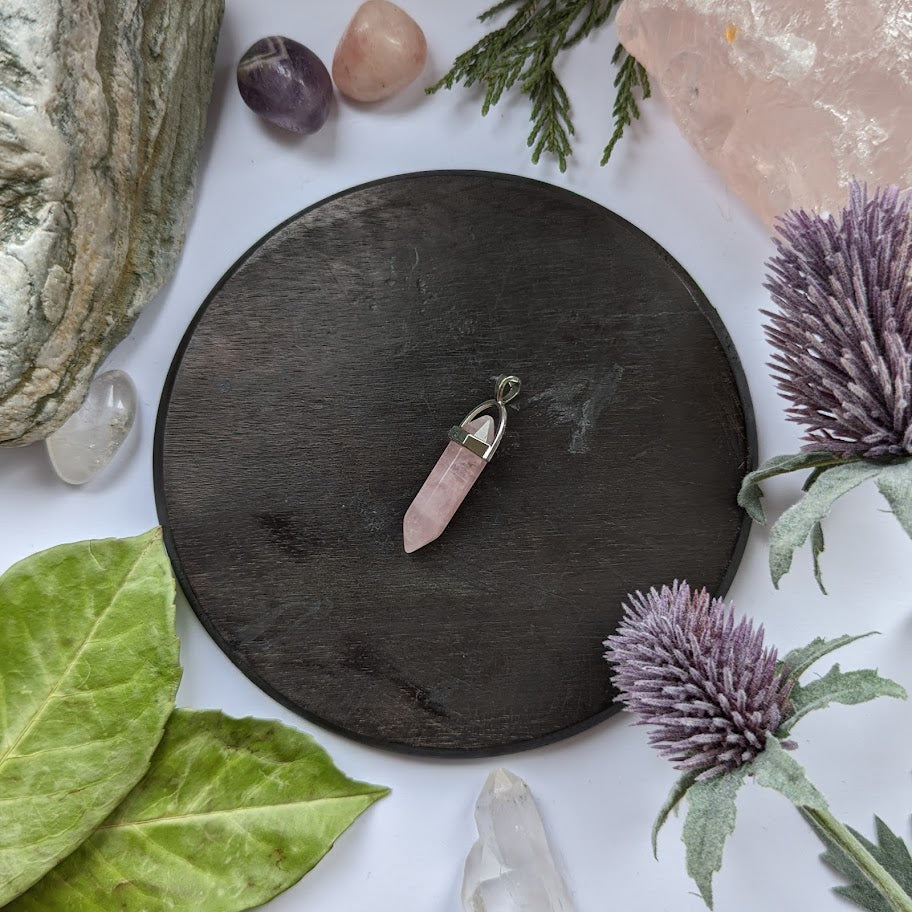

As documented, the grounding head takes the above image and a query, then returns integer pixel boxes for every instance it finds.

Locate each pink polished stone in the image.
[616,0,912,224]
[403,416,495,554]
[333,0,427,103]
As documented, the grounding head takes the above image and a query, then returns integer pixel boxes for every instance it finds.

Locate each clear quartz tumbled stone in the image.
[462,769,576,912]
[46,369,137,485]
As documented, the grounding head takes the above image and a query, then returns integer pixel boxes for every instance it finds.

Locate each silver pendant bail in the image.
[448,374,521,461]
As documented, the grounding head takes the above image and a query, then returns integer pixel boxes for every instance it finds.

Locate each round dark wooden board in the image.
[154,171,755,756]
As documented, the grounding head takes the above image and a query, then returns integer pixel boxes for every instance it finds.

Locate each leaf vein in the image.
[100,794,376,830]
[0,538,157,770]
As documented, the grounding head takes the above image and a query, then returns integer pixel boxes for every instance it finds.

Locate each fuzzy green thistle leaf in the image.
[877,460,912,537]
[740,453,912,591]
[805,814,912,912]
[428,0,650,170]
[652,770,699,859]
[774,632,905,737]
[769,462,884,589]
[737,452,860,524]
[751,735,828,811]
[803,465,831,592]
[682,767,749,908]
[779,666,907,736]
[777,632,878,680]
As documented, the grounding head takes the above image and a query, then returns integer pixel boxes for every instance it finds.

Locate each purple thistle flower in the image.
[604,582,794,780]
[764,181,912,459]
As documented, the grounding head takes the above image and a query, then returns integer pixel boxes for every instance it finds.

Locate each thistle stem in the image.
[802,807,912,912]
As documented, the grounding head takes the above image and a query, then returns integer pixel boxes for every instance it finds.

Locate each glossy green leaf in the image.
[9,710,390,912]
[769,462,883,587]
[737,452,856,523]
[682,766,748,908]
[0,530,181,904]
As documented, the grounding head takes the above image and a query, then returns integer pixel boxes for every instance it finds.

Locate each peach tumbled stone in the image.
[403,416,494,554]
[333,0,427,103]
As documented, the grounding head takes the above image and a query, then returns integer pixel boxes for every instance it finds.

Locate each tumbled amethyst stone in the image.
[237,36,333,135]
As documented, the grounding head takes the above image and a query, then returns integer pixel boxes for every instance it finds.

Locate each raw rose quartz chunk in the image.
[333,0,427,103]
[403,416,494,554]
[615,0,912,224]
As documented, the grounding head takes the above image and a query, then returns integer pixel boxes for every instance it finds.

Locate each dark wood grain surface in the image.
[154,171,755,756]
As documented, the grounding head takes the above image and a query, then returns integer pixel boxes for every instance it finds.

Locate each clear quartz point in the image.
[462,768,576,912]
[46,369,137,485]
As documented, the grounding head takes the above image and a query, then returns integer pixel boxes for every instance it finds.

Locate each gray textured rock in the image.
[0,0,224,445]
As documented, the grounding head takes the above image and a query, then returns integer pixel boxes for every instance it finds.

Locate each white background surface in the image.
[2,3,912,910]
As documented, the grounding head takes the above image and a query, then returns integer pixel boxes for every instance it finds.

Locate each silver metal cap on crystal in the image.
[448,374,521,461]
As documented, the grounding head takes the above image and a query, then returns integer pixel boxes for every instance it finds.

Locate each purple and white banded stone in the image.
[237,36,333,135]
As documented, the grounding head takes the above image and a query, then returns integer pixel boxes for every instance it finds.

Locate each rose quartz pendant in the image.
[403,376,521,553]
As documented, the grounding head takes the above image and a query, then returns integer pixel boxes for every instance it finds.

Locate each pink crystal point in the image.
[403,416,495,554]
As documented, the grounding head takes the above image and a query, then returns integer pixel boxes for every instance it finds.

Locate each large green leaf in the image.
[682,767,749,908]
[769,462,883,587]
[738,453,856,523]
[9,710,390,911]
[0,530,180,904]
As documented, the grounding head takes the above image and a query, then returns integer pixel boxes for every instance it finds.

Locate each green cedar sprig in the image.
[428,0,651,171]
[602,42,651,163]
